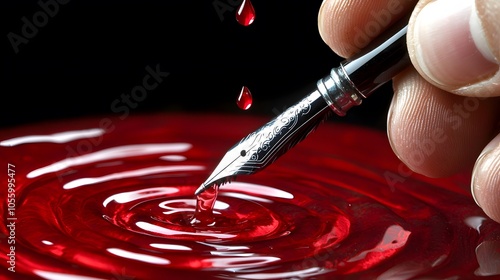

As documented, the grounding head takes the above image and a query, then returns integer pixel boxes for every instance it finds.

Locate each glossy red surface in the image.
[236,86,253,110]
[236,0,255,27]
[1,113,499,280]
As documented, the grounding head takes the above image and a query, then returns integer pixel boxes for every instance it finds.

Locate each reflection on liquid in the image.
[375,258,444,280]
[223,181,294,203]
[63,165,204,189]
[236,267,325,280]
[226,182,294,199]
[103,187,180,207]
[41,240,54,246]
[0,128,105,146]
[136,221,237,239]
[28,143,192,178]
[347,225,411,262]
[475,240,500,276]
[161,155,187,161]
[159,199,229,215]
[149,243,192,251]
[106,248,170,265]
[199,242,249,252]
[204,256,280,269]
[465,216,488,233]
[34,270,106,280]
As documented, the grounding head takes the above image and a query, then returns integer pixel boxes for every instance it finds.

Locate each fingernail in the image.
[412,0,498,88]
[471,133,500,207]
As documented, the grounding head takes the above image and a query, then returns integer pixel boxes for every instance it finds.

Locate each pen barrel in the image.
[341,14,411,97]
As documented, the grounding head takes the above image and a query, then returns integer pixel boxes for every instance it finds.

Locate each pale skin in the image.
[318,0,500,222]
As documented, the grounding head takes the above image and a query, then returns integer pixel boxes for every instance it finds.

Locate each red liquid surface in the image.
[236,0,255,26]
[236,86,253,110]
[1,113,500,280]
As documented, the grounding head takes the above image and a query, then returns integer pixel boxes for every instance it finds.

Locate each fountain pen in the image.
[195,15,411,196]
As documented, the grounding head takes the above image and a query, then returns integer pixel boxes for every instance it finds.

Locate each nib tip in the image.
[194,184,206,196]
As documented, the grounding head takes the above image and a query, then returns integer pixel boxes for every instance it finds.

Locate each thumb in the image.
[407,0,500,97]
[472,133,500,223]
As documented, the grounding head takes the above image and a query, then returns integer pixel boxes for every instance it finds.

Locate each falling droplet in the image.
[237,86,253,110]
[236,0,255,26]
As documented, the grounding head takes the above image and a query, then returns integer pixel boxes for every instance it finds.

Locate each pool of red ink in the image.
[1,113,499,280]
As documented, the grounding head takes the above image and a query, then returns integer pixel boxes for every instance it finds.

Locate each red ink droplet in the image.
[236,0,255,26]
[237,86,253,110]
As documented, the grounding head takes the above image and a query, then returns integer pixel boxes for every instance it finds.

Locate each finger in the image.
[318,0,418,58]
[388,67,500,177]
[407,0,500,97]
[472,133,500,223]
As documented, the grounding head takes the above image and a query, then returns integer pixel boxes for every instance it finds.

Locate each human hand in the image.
[318,0,500,222]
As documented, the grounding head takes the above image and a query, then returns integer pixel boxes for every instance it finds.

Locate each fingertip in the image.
[408,0,500,96]
[388,68,499,178]
[317,0,357,58]
[472,133,500,223]
[387,68,456,178]
[318,0,417,58]
[317,0,335,53]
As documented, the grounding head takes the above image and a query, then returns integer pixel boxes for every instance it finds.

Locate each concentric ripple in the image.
[1,113,499,280]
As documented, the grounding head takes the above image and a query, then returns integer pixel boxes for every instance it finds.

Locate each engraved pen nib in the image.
[195,88,333,196]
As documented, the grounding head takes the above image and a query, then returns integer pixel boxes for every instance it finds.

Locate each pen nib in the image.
[195,89,331,196]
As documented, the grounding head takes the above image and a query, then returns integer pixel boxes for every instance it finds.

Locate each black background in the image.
[2,0,393,130]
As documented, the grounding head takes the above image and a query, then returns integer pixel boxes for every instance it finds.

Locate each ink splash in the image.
[236,86,253,110]
[236,0,255,26]
[1,114,499,279]
[191,184,219,226]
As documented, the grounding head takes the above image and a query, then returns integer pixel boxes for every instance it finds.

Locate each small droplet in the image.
[236,0,255,26]
[237,86,253,110]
